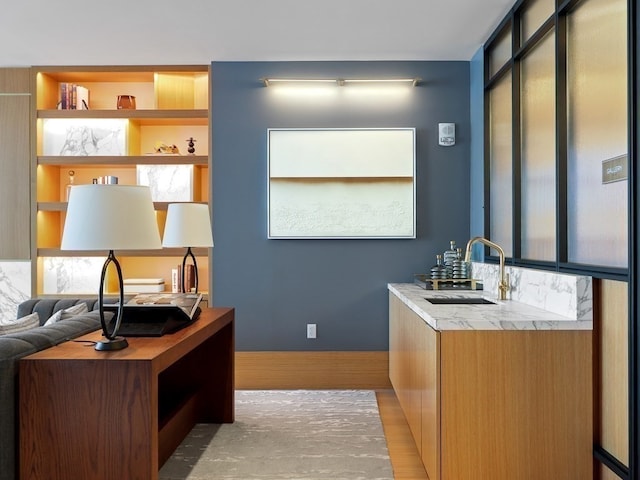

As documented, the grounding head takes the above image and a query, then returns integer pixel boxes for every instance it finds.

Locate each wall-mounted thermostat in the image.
[439,123,455,146]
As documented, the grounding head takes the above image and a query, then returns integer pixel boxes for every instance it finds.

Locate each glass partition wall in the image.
[520,30,556,261]
[484,0,630,478]
[566,0,628,268]
[484,0,628,274]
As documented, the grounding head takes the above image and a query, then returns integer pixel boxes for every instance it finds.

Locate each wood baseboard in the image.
[235,351,391,390]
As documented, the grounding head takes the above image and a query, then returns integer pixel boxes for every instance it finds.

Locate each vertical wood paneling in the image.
[0,68,31,259]
[595,279,629,466]
[0,68,30,93]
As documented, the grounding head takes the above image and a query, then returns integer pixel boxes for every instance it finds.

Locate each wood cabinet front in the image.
[389,292,593,480]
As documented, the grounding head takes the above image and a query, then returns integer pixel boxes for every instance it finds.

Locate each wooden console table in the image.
[19,307,234,480]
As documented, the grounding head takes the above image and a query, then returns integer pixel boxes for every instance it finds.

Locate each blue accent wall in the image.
[211,61,470,351]
[470,47,486,257]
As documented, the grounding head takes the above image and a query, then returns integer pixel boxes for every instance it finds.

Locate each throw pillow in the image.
[0,312,40,335]
[44,302,89,326]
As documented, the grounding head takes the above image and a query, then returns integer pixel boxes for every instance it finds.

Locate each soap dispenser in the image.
[430,255,447,280]
[443,240,457,279]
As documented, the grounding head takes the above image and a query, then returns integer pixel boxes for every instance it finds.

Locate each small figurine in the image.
[186,137,197,155]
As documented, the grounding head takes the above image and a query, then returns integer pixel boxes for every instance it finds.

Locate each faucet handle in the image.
[498,273,510,299]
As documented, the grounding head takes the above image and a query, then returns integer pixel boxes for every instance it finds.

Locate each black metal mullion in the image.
[557,0,585,14]
[486,60,515,90]
[484,45,492,244]
[516,16,556,61]
[512,14,522,261]
[594,445,630,479]
[628,0,638,477]
[556,9,568,267]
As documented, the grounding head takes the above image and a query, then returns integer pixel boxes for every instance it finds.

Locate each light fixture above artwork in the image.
[262,78,420,87]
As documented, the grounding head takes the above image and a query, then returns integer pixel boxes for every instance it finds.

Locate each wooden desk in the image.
[19,307,234,480]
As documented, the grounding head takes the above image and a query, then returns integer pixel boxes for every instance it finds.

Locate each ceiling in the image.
[0,0,516,66]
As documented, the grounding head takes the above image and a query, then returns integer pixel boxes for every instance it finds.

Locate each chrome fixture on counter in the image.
[463,237,509,300]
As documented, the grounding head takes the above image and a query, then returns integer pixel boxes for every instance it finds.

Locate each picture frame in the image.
[267,128,416,239]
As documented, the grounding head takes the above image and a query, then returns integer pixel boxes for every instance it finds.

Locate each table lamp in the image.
[61,185,162,351]
[162,203,214,294]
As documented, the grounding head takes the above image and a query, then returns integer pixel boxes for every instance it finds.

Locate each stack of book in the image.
[171,264,196,293]
[58,83,90,110]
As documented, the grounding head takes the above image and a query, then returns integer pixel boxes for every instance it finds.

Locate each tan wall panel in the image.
[0,68,31,259]
[596,279,628,465]
[235,351,390,390]
[0,68,30,93]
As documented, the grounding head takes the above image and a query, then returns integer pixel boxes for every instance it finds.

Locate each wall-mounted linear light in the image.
[262,78,420,87]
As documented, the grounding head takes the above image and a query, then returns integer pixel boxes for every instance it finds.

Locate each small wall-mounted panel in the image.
[268,128,416,239]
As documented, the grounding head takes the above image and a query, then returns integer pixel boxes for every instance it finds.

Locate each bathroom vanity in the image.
[388,270,593,480]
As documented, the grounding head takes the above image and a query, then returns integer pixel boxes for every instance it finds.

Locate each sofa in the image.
[0,298,115,480]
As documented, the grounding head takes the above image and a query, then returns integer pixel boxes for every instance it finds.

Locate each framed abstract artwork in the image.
[267,128,416,239]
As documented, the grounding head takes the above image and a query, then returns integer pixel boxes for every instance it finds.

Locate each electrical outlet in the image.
[306,323,317,339]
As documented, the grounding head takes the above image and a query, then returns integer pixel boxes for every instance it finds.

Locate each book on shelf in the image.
[58,83,90,110]
[175,264,196,293]
[171,268,179,293]
[75,85,89,110]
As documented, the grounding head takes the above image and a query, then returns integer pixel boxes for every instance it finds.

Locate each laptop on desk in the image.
[104,293,202,337]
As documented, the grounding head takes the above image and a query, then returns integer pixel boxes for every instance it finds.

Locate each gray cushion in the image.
[16,297,120,324]
[43,302,88,326]
[0,312,39,336]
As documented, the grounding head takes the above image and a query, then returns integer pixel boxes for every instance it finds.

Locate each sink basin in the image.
[425,297,496,305]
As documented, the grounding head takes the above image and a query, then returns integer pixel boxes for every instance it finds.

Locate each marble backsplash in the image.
[0,261,31,321]
[471,262,592,321]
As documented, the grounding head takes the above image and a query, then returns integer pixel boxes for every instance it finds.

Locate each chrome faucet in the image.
[463,236,509,300]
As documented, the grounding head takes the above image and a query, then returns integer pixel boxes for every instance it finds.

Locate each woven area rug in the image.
[159,390,394,480]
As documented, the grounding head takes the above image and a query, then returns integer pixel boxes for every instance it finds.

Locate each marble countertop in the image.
[388,283,593,331]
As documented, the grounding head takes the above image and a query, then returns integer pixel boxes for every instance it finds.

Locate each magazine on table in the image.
[122,292,203,321]
[104,292,203,331]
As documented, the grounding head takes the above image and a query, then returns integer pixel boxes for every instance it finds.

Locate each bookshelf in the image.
[32,65,210,296]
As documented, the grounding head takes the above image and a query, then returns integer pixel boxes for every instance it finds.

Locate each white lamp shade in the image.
[162,203,214,248]
[61,185,162,251]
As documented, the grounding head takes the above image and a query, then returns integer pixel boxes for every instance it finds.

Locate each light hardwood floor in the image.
[376,389,428,480]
